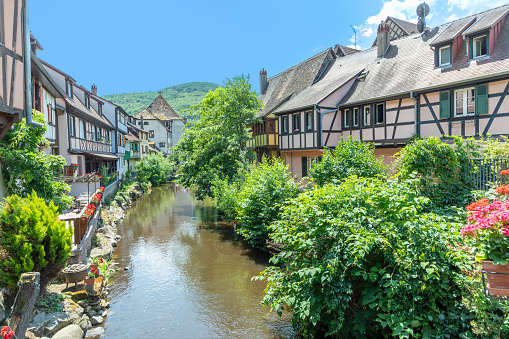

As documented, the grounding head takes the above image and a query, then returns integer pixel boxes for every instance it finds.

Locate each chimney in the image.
[259,69,267,94]
[377,21,391,58]
[91,84,98,96]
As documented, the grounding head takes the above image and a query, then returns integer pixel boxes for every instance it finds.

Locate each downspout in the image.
[24,0,42,128]
[410,91,418,135]
[315,105,337,147]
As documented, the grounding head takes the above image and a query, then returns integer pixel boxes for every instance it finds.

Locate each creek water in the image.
[102,184,294,338]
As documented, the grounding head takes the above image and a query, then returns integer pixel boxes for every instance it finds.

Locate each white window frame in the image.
[473,35,487,59]
[343,109,350,128]
[454,87,475,117]
[363,105,371,126]
[282,116,288,133]
[438,45,451,67]
[306,111,313,130]
[353,107,359,127]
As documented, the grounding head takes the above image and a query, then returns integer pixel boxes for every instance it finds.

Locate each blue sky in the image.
[30,0,508,96]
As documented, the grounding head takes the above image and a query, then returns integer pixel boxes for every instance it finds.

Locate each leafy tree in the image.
[0,192,72,289]
[135,153,172,187]
[0,112,72,211]
[255,176,497,338]
[309,136,387,186]
[234,159,300,249]
[172,75,263,200]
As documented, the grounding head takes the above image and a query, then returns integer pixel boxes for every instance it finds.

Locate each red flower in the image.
[466,198,490,211]
[83,204,97,218]
[0,326,9,336]
[495,185,509,195]
[99,257,104,263]
[501,169,509,176]
[4,330,15,339]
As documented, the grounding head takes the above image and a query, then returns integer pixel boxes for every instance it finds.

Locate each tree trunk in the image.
[8,272,40,339]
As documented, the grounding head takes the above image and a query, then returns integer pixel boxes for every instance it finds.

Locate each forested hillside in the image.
[103,82,219,116]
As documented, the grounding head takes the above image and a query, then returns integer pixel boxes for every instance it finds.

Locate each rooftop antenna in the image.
[350,25,358,50]
[416,2,430,38]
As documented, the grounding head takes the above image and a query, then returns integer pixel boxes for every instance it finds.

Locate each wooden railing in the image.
[70,136,112,153]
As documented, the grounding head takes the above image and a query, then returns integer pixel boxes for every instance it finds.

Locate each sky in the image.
[30,0,509,96]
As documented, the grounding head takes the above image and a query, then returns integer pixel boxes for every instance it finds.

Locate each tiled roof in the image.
[39,59,76,82]
[431,16,476,45]
[274,49,375,113]
[390,17,419,35]
[464,4,509,35]
[125,133,140,142]
[340,8,509,106]
[257,48,335,117]
[66,94,113,128]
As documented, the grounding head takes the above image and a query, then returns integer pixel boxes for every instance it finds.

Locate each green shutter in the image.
[475,84,489,115]
[439,91,451,119]
[302,157,308,178]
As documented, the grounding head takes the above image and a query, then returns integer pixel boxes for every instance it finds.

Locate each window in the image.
[69,116,76,136]
[149,130,154,138]
[301,157,308,178]
[268,121,275,132]
[438,45,451,67]
[363,105,371,126]
[159,142,165,147]
[353,107,359,127]
[376,103,384,124]
[144,122,149,125]
[80,120,86,139]
[305,111,313,130]
[105,131,110,142]
[66,80,73,98]
[282,116,288,133]
[85,95,90,109]
[293,114,300,132]
[93,126,98,141]
[454,88,475,117]
[47,104,53,124]
[473,35,487,59]
[98,103,103,116]
[343,109,350,128]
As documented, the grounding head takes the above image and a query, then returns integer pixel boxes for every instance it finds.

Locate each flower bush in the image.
[83,204,96,218]
[88,267,98,278]
[91,193,102,203]
[99,186,105,193]
[461,170,509,264]
[1,326,14,339]
[70,163,78,168]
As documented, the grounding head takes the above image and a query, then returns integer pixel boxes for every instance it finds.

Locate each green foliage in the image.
[255,176,498,338]
[309,137,387,186]
[135,153,172,187]
[212,174,244,222]
[233,159,300,249]
[0,192,72,290]
[35,292,64,312]
[103,82,219,117]
[0,112,72,211]
[173,75,263,200]
[395,137,473,208]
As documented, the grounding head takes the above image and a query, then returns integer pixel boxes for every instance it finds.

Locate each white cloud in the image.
[366,0,436,25]
[447,0,507,12]
[361,27,374,37]
[346,44,361,50]
[445,13,458,21]
[312,45,324,52]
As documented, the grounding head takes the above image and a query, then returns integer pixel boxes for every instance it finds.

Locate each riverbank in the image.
[23,183,145,339]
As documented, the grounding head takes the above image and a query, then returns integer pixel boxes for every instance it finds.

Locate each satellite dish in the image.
[417,17,426,33]
[416,3,430,18]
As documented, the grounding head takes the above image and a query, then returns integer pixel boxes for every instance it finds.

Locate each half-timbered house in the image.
[250,47,341,162]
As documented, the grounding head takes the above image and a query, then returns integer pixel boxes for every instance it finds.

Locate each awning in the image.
[82,152,119,160]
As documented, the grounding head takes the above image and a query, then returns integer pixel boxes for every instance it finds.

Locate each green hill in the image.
[103,82,219,116]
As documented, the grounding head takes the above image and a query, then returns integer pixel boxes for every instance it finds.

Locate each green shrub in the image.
[0,113,72,211]
[309,136,387,186]
[212,175,244,222]
[256,176,500,338]
[135,154,172,187]
[0,192,72,290]
[235,159,300,249]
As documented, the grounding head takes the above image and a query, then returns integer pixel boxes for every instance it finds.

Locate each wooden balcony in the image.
[70,136,112,153]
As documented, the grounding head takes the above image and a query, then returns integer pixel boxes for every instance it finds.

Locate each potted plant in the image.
[91,193,102,206]
[462,169,509,296]
[85,267,98,292]
[83,204,96,219]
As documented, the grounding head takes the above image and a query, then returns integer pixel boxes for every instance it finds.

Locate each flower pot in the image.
[482,261,509,296]
[85,277,95,285]
[90,263,99,271]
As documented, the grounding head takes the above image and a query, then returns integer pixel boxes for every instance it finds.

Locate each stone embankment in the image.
[24,184,144,339]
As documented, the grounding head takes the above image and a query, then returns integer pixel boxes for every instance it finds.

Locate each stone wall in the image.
[102,181,119,202]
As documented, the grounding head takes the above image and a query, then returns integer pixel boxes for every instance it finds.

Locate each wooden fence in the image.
[464,158,509,190]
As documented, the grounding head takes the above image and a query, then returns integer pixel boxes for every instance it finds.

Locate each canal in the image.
[102,184,294,338]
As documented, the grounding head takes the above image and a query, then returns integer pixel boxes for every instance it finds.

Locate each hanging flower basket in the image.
[482,261,509,297]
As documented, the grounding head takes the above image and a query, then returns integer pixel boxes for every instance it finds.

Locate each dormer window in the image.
[66,80,73,98]
[438,45,452,67]
[84,94,90,109]
[472,35,488,59]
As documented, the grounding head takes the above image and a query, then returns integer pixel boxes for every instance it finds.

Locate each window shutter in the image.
[439,91,451,119]
[475,84,488,115]
[302,157,308,178]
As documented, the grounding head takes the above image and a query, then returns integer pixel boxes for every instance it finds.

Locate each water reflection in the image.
[103,184,293,338]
